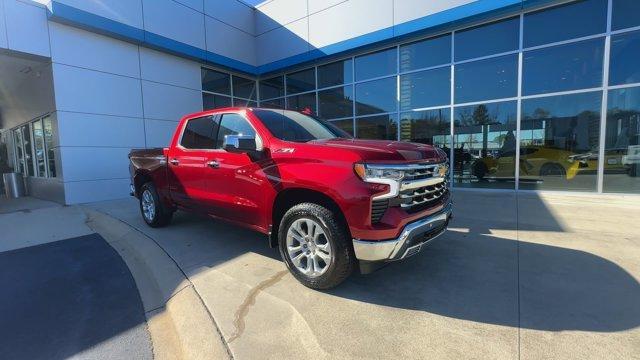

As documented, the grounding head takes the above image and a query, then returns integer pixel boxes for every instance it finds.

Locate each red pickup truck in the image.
[129,108,452,289]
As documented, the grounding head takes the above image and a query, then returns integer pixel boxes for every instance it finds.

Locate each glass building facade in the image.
[202,0,640,194]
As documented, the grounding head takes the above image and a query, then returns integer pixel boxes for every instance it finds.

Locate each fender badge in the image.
[274,148,295,153]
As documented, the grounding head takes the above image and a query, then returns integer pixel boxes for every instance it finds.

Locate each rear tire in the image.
[139,182,173,228]
[278,203,355,290]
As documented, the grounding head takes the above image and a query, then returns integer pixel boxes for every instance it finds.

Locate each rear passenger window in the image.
[180,116,218,149]
[216,114,256,148]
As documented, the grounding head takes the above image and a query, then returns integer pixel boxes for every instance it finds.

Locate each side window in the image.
[180,116,218,149]
[216,113,256,148]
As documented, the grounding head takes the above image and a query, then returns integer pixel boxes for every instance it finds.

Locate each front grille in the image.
[371,199,389,223]
[400,180,447,209]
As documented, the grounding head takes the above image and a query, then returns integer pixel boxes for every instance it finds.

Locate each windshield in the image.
[252,109,352,142]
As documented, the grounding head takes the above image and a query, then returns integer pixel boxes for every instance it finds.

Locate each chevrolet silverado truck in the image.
[129,108,452,289]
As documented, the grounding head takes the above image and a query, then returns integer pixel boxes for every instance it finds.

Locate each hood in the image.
[305,138,446,163]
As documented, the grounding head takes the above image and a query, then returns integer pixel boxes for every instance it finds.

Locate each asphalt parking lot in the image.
[89,190,640,360]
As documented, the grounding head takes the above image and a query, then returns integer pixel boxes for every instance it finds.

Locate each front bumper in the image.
[352,201,452,262]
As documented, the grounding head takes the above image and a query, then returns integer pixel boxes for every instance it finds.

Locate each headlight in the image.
[353,163,404,181]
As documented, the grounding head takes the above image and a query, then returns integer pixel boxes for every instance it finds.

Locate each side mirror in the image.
[223,134,258,153]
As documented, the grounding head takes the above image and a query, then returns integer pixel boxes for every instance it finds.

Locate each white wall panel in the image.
[59,147,131,182]
[56,111,145,148]
[144,119,179,148]
[143,0,206,50]
[256,17,308,65]
[53,63,144,118]
[53,0,144,29]
[64,178,131,204]
[141,81,202,121]
[205,0,255,35]
[308,0,393,49]
[308,0,346,14]
[205,16,256,65]
[255,0,307,34]
[50,23,140,78]
[0,0,7,49]
[139,47,201,90]
[393,0,476,25]
[4,0,50,57]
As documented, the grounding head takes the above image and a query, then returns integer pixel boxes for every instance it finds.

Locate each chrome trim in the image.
[352,201,452,262]
[362,162,447,200]
[399,177,444,191]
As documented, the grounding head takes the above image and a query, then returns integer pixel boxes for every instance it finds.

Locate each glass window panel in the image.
[318,59,353,88]
[43,116,56,177]
[232,98,258,107]
[203,93,231,110]
[453,101,517,189]
[318,85,353,120]
[399,34,451,72]
[216,113,256,148]
[355,48,397,81]
[202,68,230,94]
[286,68,315,94]
[22,125,34,177]
[356,114,398,140]
[612,0,640,31]
[330,119,354,136]
[232,75,257,100]
[604,87,640,193]
[13,128,24,174]
[32,119,45,177]
[181,116,218,149]
[261,98,285,109]
[286,93,317,115]
[400,109,451,152]
[455,17,519,61]
[523,0,607,48]
[355,77,397,116]
[454,54,518,103]
[609,30,640,86]
[259,76,285,99]
[520,92,602,191]
[523,38,604,96]
[400,67,450,111]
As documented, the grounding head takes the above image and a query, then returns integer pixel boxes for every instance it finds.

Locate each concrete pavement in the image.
[87,190,640,360]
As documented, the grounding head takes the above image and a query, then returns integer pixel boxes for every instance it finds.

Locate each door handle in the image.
[207,160,219,169]
[170,158,179,166]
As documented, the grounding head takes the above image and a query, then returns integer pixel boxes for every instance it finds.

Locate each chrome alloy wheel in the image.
[286,218,332,277]
[141,189,156,222]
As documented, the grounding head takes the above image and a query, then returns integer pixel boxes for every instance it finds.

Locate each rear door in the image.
[167,115,218,209]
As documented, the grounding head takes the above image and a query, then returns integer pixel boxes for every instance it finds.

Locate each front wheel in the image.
[139,182,173,227]
[278,203,355,290]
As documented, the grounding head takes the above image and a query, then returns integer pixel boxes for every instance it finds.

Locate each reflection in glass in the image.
[523,0,607,48]
[523,38,604,95]
[318,59,353,88]
[203,93,231,110]
[330,119,354,136]
[232,98,258,108]
[22,124,34,177]
[399,34,451,72]
[43,116,56,177]
[612,0,640,31]
[355,48,397,81]
[260,76,285,100]
[604,87,640,193]
[202,68,230,95]
[356,114,398,140]
[13,128,25,174]
[260,98,284,109]
[400,67,450,111]
[609,30,640,86]
[454,54,518,103]
[32,119,46,177]
[355,77,397,116]
[400,109,451,151]
[286,68,315,94]
[455,17,519,61]
[286,93,317,114]
[453,101,517,189]
[520,92,602,191]
[232,75,257,100]
[318,86,353,119]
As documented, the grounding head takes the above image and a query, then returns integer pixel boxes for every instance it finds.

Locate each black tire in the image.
[139,182,173,228]
[540,163,566,177]
[472,161,487,180]
[278,203,355,290]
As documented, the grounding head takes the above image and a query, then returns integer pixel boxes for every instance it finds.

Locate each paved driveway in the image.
[90,191,640,359]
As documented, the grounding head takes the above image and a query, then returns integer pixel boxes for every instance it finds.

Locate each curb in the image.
[81,207,233,360]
